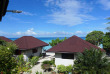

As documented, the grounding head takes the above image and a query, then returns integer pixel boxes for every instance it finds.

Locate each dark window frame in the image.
[15,50,21,55]
[32,48,38,53]
[62,53,74,59]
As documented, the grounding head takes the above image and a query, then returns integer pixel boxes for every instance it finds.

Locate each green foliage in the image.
[106,17,110,32]
[103,32,110,53]
[106,27,110,31]
[36,71,42,74]
[73,48,109,74]
[41,64,50,70]
[14,54,32,74]
[86,30,104,46]
[16,54,25,67]
[49,37,67,47]
[41,60,55,70]
[30,56,39,66]
[66,65,73,72]
[0,42,17,73]
[42,60,51,64]
[42,59,55,65]
[57,65,66,73]
[106,17,110,24]
[0,39,6,45]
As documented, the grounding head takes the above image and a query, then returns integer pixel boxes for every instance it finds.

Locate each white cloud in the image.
[99,0,110,10]
[21,11,36,16]
[45,0,95,26]
[0,29,89,37]
[75,31,83,34]
[14,28,37,36]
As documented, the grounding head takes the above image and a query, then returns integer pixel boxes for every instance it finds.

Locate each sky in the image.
[0,0,110,38]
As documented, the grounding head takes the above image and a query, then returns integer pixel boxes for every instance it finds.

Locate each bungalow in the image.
[0,36,12,42]
[14,36,48,61]
[47,35,103,66]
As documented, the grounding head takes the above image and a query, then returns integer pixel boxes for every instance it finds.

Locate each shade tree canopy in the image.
[49,37,67,47]
[85,31,104,46]
[103,32,110,53]
[73,48,109,74]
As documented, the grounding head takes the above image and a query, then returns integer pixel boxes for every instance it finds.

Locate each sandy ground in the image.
[31,52,55,74]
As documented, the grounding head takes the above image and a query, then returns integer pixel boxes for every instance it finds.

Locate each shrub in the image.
[16,54,26,67]
[26,62,32,69]
[36,71,42,74]
[0,42,17,73]
[73,48,109,73]
[13,54,32,74]
[66,65,73,72]
[42,60,52,65]
[42,60,55,65]
[30,56,39,66]
[57,65,66,73]
[41,60,55,71]
[41,64,50,70]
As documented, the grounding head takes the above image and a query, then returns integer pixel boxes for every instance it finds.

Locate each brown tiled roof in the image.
[47,35,104,53]
[0,36,12,42]
[14,36,48,50]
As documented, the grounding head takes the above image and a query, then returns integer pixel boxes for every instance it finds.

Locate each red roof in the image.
[0,36,12,42]
[47,35,104,53]
[14,36,48,50]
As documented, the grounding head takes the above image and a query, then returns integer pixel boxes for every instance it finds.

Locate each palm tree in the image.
[73,48,110,74]
[106,17,110,32]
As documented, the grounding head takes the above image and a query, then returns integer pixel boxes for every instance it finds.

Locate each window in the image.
[32,48,38,53]
[15,50,21,55]
[62,53,74,59]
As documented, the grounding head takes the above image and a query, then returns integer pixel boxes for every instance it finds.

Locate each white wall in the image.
[55,53,76,66]
[21,47,42,61]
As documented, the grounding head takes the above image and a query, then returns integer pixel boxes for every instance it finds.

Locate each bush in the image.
[30,56,39,66]
[36,71,42,74]
[13,54,31,74]
[42,60,55,65]
[57,65,66,73]
[41,64,50,70]
[41,60,55,71]
[66,65,73,72]
[73,48,109,73]
[42,60,52,65]
[0,42,17,73]
[26,62,32,69]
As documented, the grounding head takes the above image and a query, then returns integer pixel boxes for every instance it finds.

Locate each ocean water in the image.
[9,37,85,50]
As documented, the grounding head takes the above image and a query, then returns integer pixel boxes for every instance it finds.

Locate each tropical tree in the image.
[106,27,110,32]
[106,17,110,24]
[0,39,6,45]
[0,42,17,73]
[73,48,110,74]
[106,17,110,32]
[85,31,104,46]
[103,32,110,53]
[49,37,67,47]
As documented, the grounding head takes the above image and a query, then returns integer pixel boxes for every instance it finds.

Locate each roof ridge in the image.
[74,36,99,49]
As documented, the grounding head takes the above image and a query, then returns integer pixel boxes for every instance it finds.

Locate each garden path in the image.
[31,53,55,74]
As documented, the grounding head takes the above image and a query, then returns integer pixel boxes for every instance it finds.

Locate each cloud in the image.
[45,0,95,26]
[0,29,88,37]
[21,11,36,16]
[98,0,110,10]
[14,28,37,36]
[75,31,83,34]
